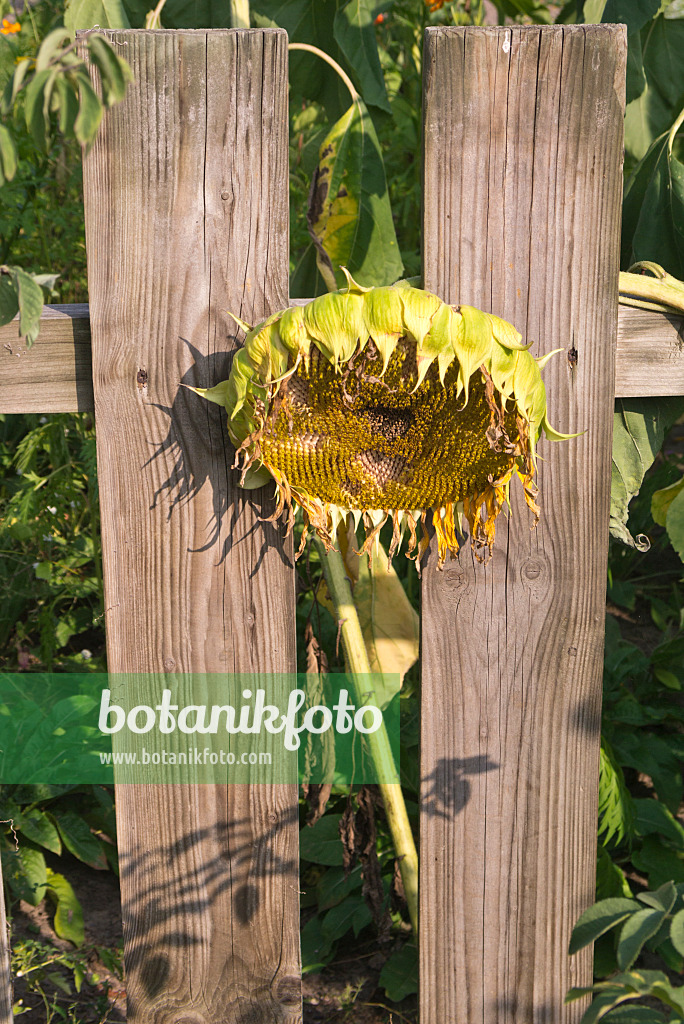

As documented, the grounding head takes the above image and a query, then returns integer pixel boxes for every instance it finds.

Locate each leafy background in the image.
[1,0,684,1020]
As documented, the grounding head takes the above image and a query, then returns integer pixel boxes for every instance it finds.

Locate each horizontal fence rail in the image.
[0,303,682,415]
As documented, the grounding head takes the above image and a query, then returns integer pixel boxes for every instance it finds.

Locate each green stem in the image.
[313,537,419,937]
[619,268,684,316]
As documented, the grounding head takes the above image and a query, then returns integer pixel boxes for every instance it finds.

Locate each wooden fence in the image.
[1,22,683,1024]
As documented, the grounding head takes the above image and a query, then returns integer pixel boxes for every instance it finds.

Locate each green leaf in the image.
[308,98,403,291]
[632,836,684,889]
[0,122,16,184]
[597,847,634,900]
[671,909,684,957]
[315,864,362,910]
[45,869,85,946]
[122,0,233,28]
[617,907,667,969]
[24,68,52,151]
[569,898,642,955]
[74,70,103,146]
[0,276,19,327]
[2,56,32,114]
[623,17,684,162]
[610,398,684,548]
[87,34,132,106]
[251,0,344,119]
[634,799,684,849]
[9,268,44,346]
[664,486,684,563]
[1,846,47,906]
[333,0,391,113]
[636,880,677,913]
[622,110,684,279]
[602,1008,668,1022]
[18,808,62,855]
[625,31,646,105]
[300,914,335,972]
[53,811,107,868]
[35,28,72,72]
[652,475,684,526]
[54,75,79,137]
[321,894,370,941]
[299,814,344,866]
[599,0,660,34]
[598,740,636,849]
[64,0,130,34]
[379,942,418,1002]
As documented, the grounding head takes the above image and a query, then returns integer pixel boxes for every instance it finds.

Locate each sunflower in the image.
[191,271,567,568]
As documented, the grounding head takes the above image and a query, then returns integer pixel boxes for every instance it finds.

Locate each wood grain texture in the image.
[420,26,626,1023]
[0,857,11,1024]
[2,303,681,413]
[81,30,300,1023]
[0,305,92,412]
[615,307,684,396]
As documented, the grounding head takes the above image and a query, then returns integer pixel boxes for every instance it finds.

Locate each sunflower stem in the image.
[619,267,684,316]
[313,537,419,937]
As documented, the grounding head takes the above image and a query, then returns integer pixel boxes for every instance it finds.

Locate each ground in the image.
[8,853,417,1023]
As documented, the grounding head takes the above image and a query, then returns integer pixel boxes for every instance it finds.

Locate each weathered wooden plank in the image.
[420,25,626,1023]
[1,303,682,413]
[0,857,12,1023]
[0,305,91,413]
[82,29,300,1023]
[616,307,684,397]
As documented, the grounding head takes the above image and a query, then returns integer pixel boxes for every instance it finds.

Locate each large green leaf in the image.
[617,907,667,969]
[1,846,47,906]
[18,808,62,855]
[623,16,684,162]
[0,122,16,185]
[308,98,403,291]
[671,909,684,957]
[0,275,19,327]
[333,0,390,113]
[569,898,641,955]
[622,110,684,277]
[664,486,684,561]
[299,813,344,866]
[12,267,45,346]
[121,0,232,27]
[379,943,418,1002]
[53,810,107,869]
[73,69,103,146]
[46,869,85,946]
[252,0,346,119]
[64,0,130,34]
[610,397,684,549]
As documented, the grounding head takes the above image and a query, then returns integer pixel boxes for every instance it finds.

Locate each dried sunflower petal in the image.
[190,273,569,568]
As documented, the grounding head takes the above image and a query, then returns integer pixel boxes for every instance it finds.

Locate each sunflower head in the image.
[191,271,568,568]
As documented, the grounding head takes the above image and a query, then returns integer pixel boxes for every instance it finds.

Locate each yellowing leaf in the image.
[307,98,403,292]
[651,474,684,526]
[353,542,418,702]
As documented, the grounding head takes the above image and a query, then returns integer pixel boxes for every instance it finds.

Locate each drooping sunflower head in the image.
[192,271,568,568]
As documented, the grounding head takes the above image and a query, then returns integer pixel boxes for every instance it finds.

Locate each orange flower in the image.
[427,0,446,9]
[0,17,20,34]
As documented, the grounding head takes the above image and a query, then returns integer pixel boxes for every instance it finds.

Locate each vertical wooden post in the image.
[0,859,11,1023]
[82,30,301,1021]
[420,25,625,1023]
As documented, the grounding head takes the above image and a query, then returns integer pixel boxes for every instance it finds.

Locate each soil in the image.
[8,854,417,1023]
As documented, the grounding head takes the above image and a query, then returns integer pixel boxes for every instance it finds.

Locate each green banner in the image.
[0,673,400,785]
